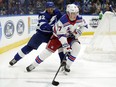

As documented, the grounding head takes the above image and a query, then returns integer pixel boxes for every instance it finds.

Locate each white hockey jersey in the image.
[53,14,88,45]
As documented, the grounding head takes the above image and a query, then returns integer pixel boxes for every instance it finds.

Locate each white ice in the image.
[0,36,116,87]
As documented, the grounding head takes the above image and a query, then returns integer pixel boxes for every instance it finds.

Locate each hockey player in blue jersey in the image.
[26,4,88,74]
[9,1,63,66]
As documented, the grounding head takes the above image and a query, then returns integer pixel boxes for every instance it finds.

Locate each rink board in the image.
[0,15,99,54]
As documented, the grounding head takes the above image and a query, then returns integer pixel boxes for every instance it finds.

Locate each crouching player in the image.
[26,4,88,74]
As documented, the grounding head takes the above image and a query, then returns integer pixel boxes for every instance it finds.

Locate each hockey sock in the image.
[35,56,43,64]
[14,45,33,61]
[58,52,66,63]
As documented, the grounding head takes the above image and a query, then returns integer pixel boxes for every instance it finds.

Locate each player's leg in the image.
[26,35,62,72]
[58,37,74,64]
[26,48,53,72]
[9,33,43,66]
[67,41,81,71]
[62,40,81,74]
[9,45,33,66]
[58,47,65,63]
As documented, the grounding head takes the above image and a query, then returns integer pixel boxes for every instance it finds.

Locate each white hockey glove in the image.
[73,28,83,39]
[62,43,72,54]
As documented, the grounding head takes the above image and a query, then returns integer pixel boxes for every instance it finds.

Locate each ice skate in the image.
[9,59,18,66]
[61,60,70,75]
[26,64,36,72]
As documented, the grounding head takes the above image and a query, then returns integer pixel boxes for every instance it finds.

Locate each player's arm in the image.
[53,21,67,44]
[74,18,88,39]
[38,13,53,32]
[49,9,62,27]
[54,8,62,20]
[54,21,71,53]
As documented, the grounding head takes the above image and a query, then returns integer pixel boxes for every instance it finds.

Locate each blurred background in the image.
[0,0,116,16]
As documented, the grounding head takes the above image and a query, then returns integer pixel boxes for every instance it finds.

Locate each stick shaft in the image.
[52,53,69,82]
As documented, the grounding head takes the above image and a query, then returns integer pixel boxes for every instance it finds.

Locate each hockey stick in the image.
[52,52,69,86]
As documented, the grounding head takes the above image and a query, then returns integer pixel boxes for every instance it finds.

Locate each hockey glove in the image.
[62,43,72,54]
[49,15,57,26]
[73,28,83,39]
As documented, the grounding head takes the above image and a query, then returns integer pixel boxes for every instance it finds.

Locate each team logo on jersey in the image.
[0,22,2,41]
[89,18,99,28]
[51,46,54,49]
[4,20,14,39]
[16,20,25,35]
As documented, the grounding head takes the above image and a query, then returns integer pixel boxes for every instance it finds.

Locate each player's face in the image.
[68,12,77,21]
[46,8,54,14]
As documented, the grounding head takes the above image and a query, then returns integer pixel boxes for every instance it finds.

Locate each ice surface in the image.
[0,36,116,87]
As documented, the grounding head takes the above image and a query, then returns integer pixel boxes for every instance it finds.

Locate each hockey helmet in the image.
[46,1,55,8]
[66,4,79,15]
[66,4,79,21]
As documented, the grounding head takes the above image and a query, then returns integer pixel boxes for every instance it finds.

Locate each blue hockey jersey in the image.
[36,8,62,34]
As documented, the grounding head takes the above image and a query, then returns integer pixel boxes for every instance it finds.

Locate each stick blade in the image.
[52,80,59,86]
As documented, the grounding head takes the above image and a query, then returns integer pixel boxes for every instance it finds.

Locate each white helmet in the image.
[66,4,79,14]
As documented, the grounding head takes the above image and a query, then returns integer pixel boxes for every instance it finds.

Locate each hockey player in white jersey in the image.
[26,4,88,74]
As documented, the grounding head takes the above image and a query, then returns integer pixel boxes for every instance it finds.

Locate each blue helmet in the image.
[46,2,55,8]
